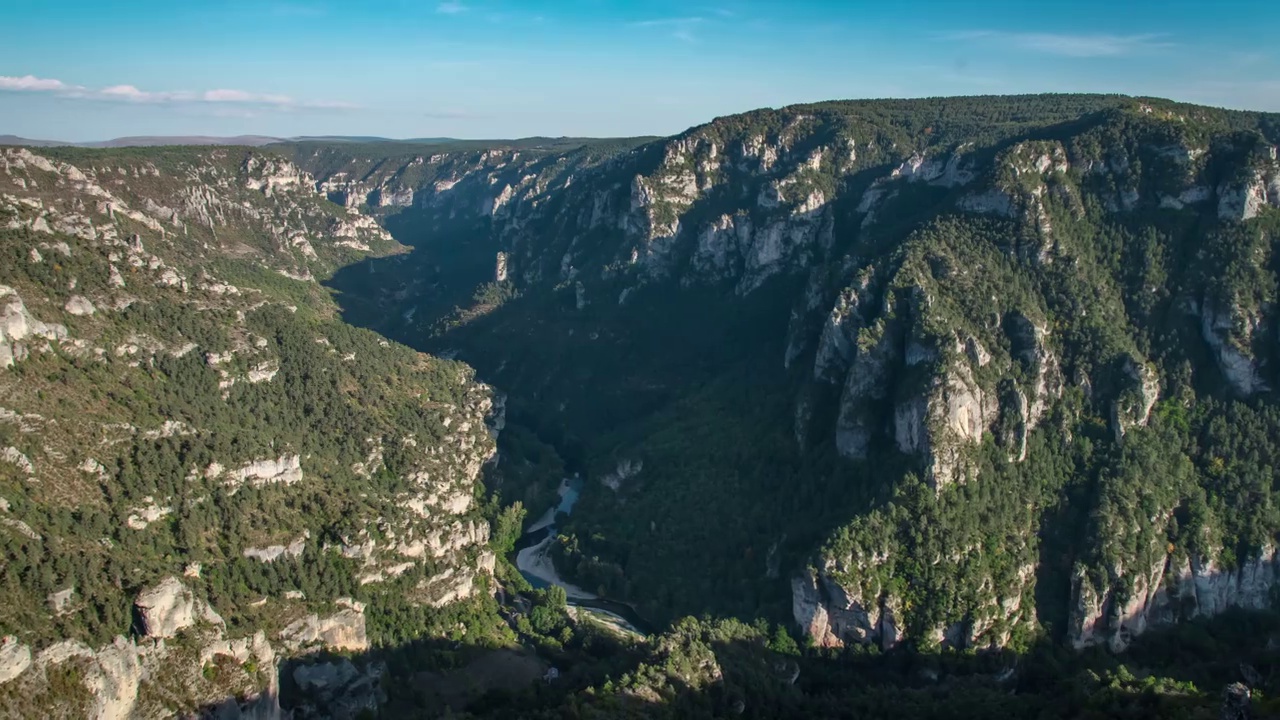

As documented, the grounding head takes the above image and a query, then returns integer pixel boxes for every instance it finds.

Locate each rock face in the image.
[134,576,221,639]
[834,322,897,460]
[1070,547,1280,652]
[894,351,996,490]
[6,628,282,720]
[1218,161,1280,221]
[279,605,369,653]
[1199,295,1267,396]
[792,569,899,650]
[1111,356,1160,440]
[243,533,308,562]
[225,455,304,488]
[64,295,96,316]
[0,285,67,369]
[86,636,144,720]
[0,637,31,685]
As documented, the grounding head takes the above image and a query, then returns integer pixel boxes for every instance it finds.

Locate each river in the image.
[513,477,654,637]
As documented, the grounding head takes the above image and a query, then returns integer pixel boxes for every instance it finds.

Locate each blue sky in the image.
[1,0,1277,140]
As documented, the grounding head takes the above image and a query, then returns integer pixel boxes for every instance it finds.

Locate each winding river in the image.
[513,477,654,637]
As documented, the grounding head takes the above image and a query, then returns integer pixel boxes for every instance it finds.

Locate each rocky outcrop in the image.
[813,281,867,383]
[0,637,31,685]
[894,347,996,490]
[48,587,75,614]
[1070,546,1280,652]
[6,627,283,719]
[1222,682,1252,720]
[86,637,144,720]
[1217,163,1280,221]
[1199,295,1267,396]
[221,455,304,489]
[1111,355,1160,440]
[0,285,67,368]
[834,322,898,460]
[279,603,369,653]
[134,576,222,639]
[125,499,171,530]
[243,532,308,562]
[64,295,96,316]
[14,635,149,720]
[791,569,899,650]
[420,556,496,608]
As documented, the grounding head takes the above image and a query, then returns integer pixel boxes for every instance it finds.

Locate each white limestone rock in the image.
[125,499,172,530]
[1199,294,1267,396]
[225,454,303,489]
[0,637,31,685]
[1,446,33,475]
[134,576,221,639]
[0,285,67,369]
[243,532,308,563]
[48,586,76,614]
[279,606,368,653]
[600,458,642,491]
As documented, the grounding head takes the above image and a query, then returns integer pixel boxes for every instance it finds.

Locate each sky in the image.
[1,0,1278,141]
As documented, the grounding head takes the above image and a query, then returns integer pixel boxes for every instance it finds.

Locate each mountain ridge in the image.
[4,93,1280,717]
[303,92,1280,649]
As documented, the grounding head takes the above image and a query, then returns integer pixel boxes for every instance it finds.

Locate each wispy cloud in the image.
[0,74,356,110]
[436,1,467,14]
[0,75,79,92]
[632,16,706,28]
[631,16,706,42]
[944,30,1173,58]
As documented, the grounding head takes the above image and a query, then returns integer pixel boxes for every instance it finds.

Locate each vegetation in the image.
[7,93,1280,717]
[316,93,1280,647]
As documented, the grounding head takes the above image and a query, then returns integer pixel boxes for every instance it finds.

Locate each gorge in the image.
[307,94,1280,653]
[3,93,1280,717]
[513,476,651,636]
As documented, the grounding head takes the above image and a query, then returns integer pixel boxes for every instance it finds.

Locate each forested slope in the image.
[309,94,1280,654]
[0,146,505,717]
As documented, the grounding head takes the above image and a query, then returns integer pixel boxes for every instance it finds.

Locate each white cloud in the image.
[437,1,466,14]
[99,84,178,102]
[0,74,355,111]
[203,88,293,104]
[0,75,79,92]
[945,30,1173,58]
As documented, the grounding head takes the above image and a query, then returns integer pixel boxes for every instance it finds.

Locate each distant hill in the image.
[87,135,283,147]
[288,135,405,143]
[0,133,658,151]
[0,134,74,147]
[0,134,281,148]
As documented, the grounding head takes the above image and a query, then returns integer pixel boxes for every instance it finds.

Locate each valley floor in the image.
[516,534,597,602]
